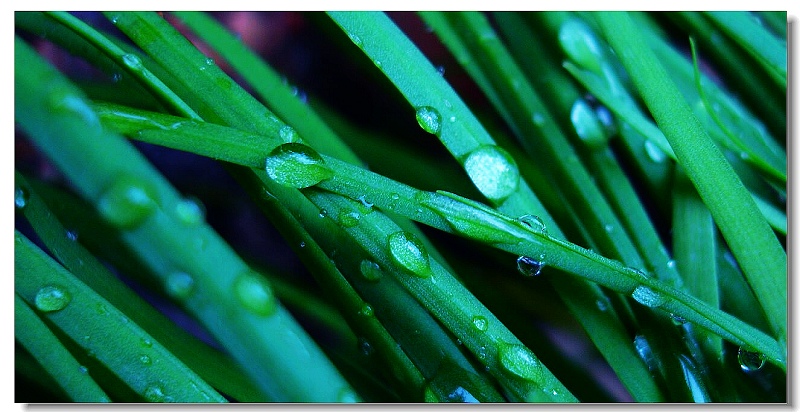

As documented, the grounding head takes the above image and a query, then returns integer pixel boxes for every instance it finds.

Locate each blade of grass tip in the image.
[99,102,785,372]
[15,36,356,402]
[15,171,270,402]
[15,230,225,402]
[596,11,786,347]
[15,294,111,402]
[703,11,786,90]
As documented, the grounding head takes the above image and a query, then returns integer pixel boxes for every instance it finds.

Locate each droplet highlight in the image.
[644,140,666,163]
[97,176,158,229]
[472,315,489,332]
[264,143,334,189]
[631,285,667,308]
[517,255,545,277]
[165,271,195,300]
[387,231,431,278]
[175,197,205,226]
[518,214,548,235]
[463,145,519,202]
[359,260,383,282]
[498,342,544,382]
[15,186,28,209]
[233,270,278,317]
[279,125,300,143]
[415,106,442,135]
[737,347,766,371]
[34,285,71,312]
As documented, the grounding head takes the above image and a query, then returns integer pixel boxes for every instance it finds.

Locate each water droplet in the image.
[338,210,361,227]
[111,72,122,83]
[391,193,400,201]
[205,57,215,66]
[165,271,194,300]
[95,303,108,315]
[387,231,431,277]
[359,303,374,317]
[66,230,78,241]
[558,19,604,74]
[436,65,445,76]
[517,255,545,277]
[359,260,383,282]
[78,365,88,374]
[175,197,204,226]
[634,335,656,372]
[144,384,170,402]
[319,209,328,218]
[644,140,666,163]
[110,14,119,24]
[472,315,488,332]
[415,106,442,135]
[571,99,608,149]
[738,347,766,371]
[337,387,359,403]
[631,285,667,307]
[15,186,29,209]
[98,176,158,229]
[264,143,334,189]
[667,259,676,269]
[604,223,614,233]
[463,145,519,202]
[449,116,456,123]
[233,270,277,317]
[498,342,543,382]
[299,241,306,248]
[140,354,152,365]
[518,214,547,235]
[122,53,144,71]
[357,195,373,210]
[596,297,609,312]
[141,338,153,348]
[358,337,374,356]
[532,112,545,126]
[670,313,687,326]
[34,285,71,312]
[347,31,363,46]
[279,125,300,143]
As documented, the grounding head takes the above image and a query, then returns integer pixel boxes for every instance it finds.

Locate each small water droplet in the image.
[463,145,519,202]
[415,106,442,135]
[110,14,119,24]
[604,223,614,233]
[122,53,144,71]
[449,116,456,123]
[738,347,766,371]
[359,303,374,317]
[472,315,488,332]
[66,230,78,241]
[140,354,152,365]
[387,231,431,277]
[175,197,205,226]
[391,193,400,201]
[634,335,656,372]
[15,186,29,209]
[631,285,667,308]
[337,387,359,403]
[111,72,122,83]
[532,112,545,126]
[264,143,334,189]
[359,260,383,282]
[518,214,548,235]
[517,256,545,277]
[233,270,277,317]
[358,337,374,356]
[596,297,609,311]
[644,140,666,163]
[357,195,373,210]
[498,342,543,382]
[205,57,215,66]
[98,176,159,229]
[667,259,676,269]
[338,210,361,227]
[436,65,445,76]
[374,59,382,68]
[95,303,108,315]
[78,365,88,374]
[165,271,194,300]
[144,384,170,402]
[279,125,300,143]
[670,313,687,325]
[319,209,328,218]
[299,241,306,248]
[348,32,363,47]
[141,338,153,348]
[34,285,71,312]
[571,99,608,149]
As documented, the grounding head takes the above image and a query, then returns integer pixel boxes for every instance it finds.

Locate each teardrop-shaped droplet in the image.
[571,98,608,149]
[175,197,205,226]
[34,285,71,312]
[498,342,544,382]
[98,176,159,229]
[233,270,277,317]
[737,347,766,371]
[463,145,519,203]
[15,186,29,209]
[631,285,668,308]
[472,315,489,332]
[387,231,431,278]
[517,255,545,277]
[358,303,374,317]
[122,53,144,71]
[264,143,334,189]
[165,271,195,300]
[518,214,548,235]
[359,260,383,282]
[415,106,442,135]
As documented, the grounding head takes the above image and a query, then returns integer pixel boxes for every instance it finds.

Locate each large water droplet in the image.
[97,176,158,229]
[165,271,195,300]
[175,197,205,226]
[233,270,277,317]
[497,342,544,382]
[631,285,668,307]
[472,315,489,332]
[34,285,71,312]
[264,143,334,189]
[359,260,383,282]
[463,145,519,202]
[415,106,442,135]
[517,214,548,235]
[571,99,608,149]
[737,347,766,371]
[387,231,431,278]
[517,255,545,277]
[558,19,604,74]
[15,186,29,209]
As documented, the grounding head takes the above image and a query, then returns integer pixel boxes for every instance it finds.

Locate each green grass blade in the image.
[15,294,111,402]
[595,12,786,347]
[15,231,225,402]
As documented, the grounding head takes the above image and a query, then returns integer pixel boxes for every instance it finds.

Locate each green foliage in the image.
[14,11,786,403]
